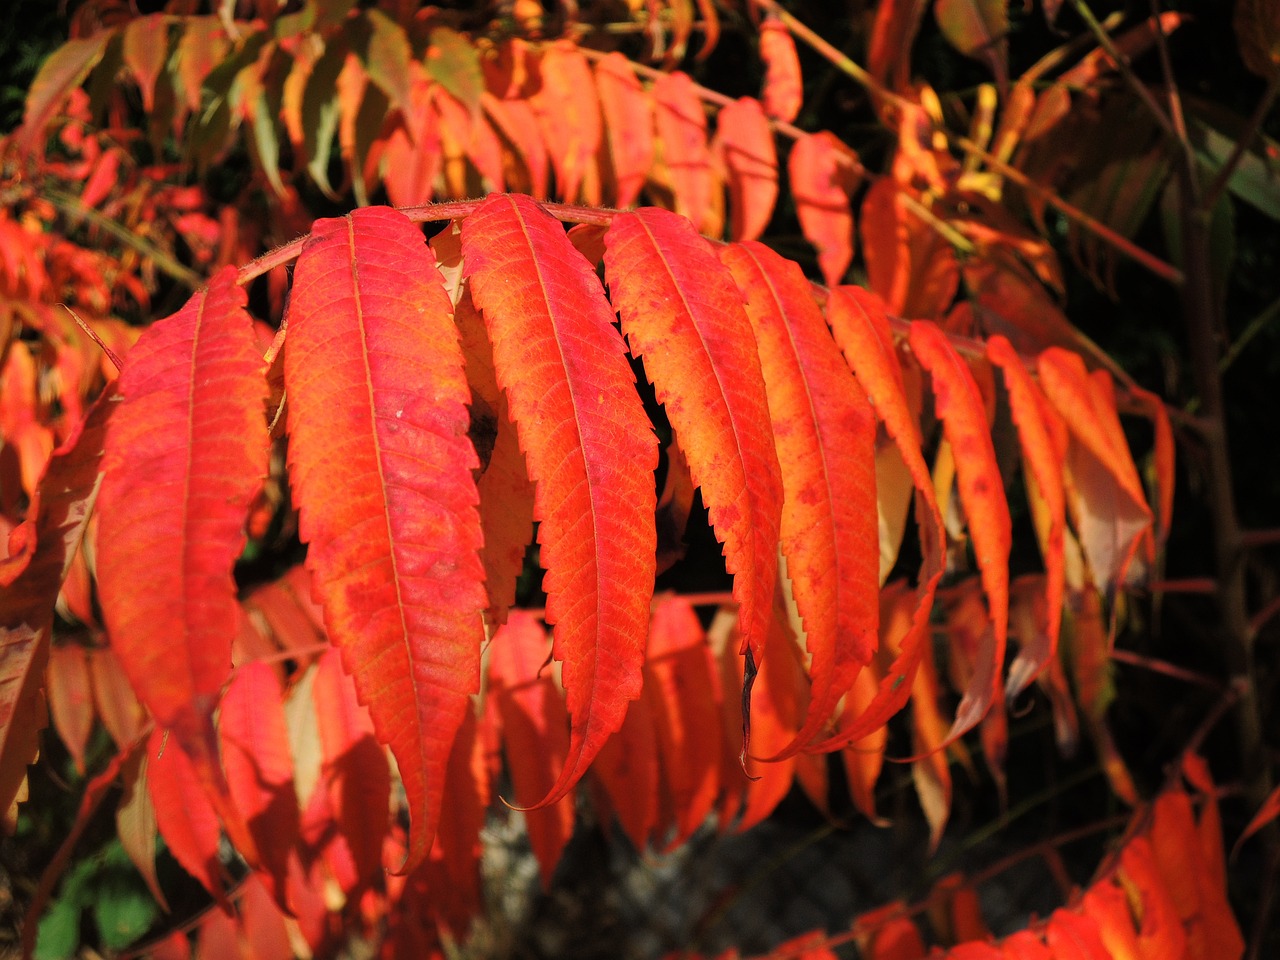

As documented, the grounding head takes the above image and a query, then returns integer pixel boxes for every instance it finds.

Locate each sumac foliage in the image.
[1,1,1277,959]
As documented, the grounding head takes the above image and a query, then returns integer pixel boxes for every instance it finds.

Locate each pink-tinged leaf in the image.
[123,14,169,113]
[813,287,944,750]
[909,321,1010,741]
[310,649,391,890]
[789,133,860,287]
[652,72,716,233]
[96,264,266,727]
[16,33,111,156]
[758,18,802,122]
[986,336,1064,697]
[604,207,782,664]
[219,661,298,907]
[283,206,485,874]
[595,52,654,209]
[149,726,225,900]
[47,641,93,774]
[530,41,602,203]
[716,97,778,243]
[719,242,878,757]
[1037,349,1152,589]
[488,612,575,886]
[461,194,657,807]
[643,595,720,847]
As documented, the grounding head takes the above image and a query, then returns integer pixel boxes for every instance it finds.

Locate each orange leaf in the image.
[283,206,485,874]
[1044,907,1111,960]
[47,641,93,775]
[789,133,860,288]
[716,97,778,243]
[461,194,657,807]
[530,41,602,204]
[122,14,168,113]
[149,727,225,900]
[860,177,959,318]
[604,207,782,664]
[986,336,1065,697]
[852,902,926,960]
[1080,881,1142,960]
[909,321,1010,739]
[758,18,802,123]
[720,241,878,757]
[592,685,660,851]
[488,612,575,886]
[1037,348,1152,589]
[813,287,944,750]
[643,595,720,846]
[1117,836,1189,960]
[999,930,1053,959]
[867,0,930,91]
[595,52,654,209]
[652,72,717,233]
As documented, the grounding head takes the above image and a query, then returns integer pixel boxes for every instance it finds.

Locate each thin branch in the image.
[1248,595,1280,640]
[1242,527,1280,548]
[1109,647,1226,691]
[1148,0,1197,182]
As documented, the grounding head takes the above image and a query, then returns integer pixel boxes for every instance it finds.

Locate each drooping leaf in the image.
[719,242,878,757]
[814,287,944,749]
[423,26,483,116]
[860,177,959,319]
[604,207,782,663]
[17,32,112,155]
[867,0,930,91]
[530,41,602,204]
[934,0,1009,84]
[652,72,716,233]
[591,684,660,851]
[909,321,1010,740]
[595,52,654,210]
[487,612,575,887]
[758,18,802,123]
[283,206,485,874]
[47,642,93,775]
[122,14,168,113]
[461,193,657,807]
[148,727,224,900]
[789,133,860,288]
[987,335,1065,697]
[715,97,778,243]
[115,749,165,911]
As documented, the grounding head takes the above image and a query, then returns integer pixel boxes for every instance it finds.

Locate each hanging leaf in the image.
[122,14,169,113]
[604,207,782,663]
[283,206,485,874]
[423,26,483,116]
[530,41,602,204]
[17,32,113,155]
[719,242,878,757]
[758,18,802,123]
[595,52,654,210]
[789,133,860,287]
[461,194,657,808]
[652,71,716,233]
[715,97,778,243]
[934,0,1009,84]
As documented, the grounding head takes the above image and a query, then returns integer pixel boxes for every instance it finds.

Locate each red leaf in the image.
[1080,880,1142,959]
[715,97,778,243]
[383,78,442,207]
[813,287,944,750]
[592,682,660,850]
[283,206,485,874]
[595,52,654,209]
[604,207,782,663]
[219,661,298,906]
[488,612,575,886]
[789,133,860,288]
[1044,908,1111,960]
[719,242,878,757]
[1000,930,1053,960]
[860,178,959,319]
[461,193,657,807]
[530,41,602,204]
[643,595,720,846]
[909,321,1010,740]
[1118,836,1189,960]
[1238,782,1280,853]
[149,727,225,900]
[852,902,926,960]
[867,0,930,90]
[986,336,1064,697]
[758,19,802,123]
[652,72,717,233]
[1037,349,1152,588]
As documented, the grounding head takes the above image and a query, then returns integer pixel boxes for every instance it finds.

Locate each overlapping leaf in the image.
[719,242,878,757]
[604,207,782,664]
[460,193,657,807]
[283,206,485,873]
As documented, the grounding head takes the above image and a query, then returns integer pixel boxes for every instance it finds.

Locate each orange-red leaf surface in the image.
[790,133,860,288]
[47,642,92,774]
[488,612,574,886]
[592,684,660,851]
[122,14,168,113]
[716,97,778,243]
[815,287,944,749]
[149,726,224,900]
[604,207,782,664]
[1129,383,1175,553]
[595,52,654,209]
[283,206,485,874]
[719,242,878,757]
[530,42,601,203]
[909,321,1010,740]
[97,265,266,728]
[461,193,657,808]
[1037,348,1152,588]
[652,72,716,233]
[758,19,802,122]
[1044,908,1111,960]
[987,336,1064,696]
